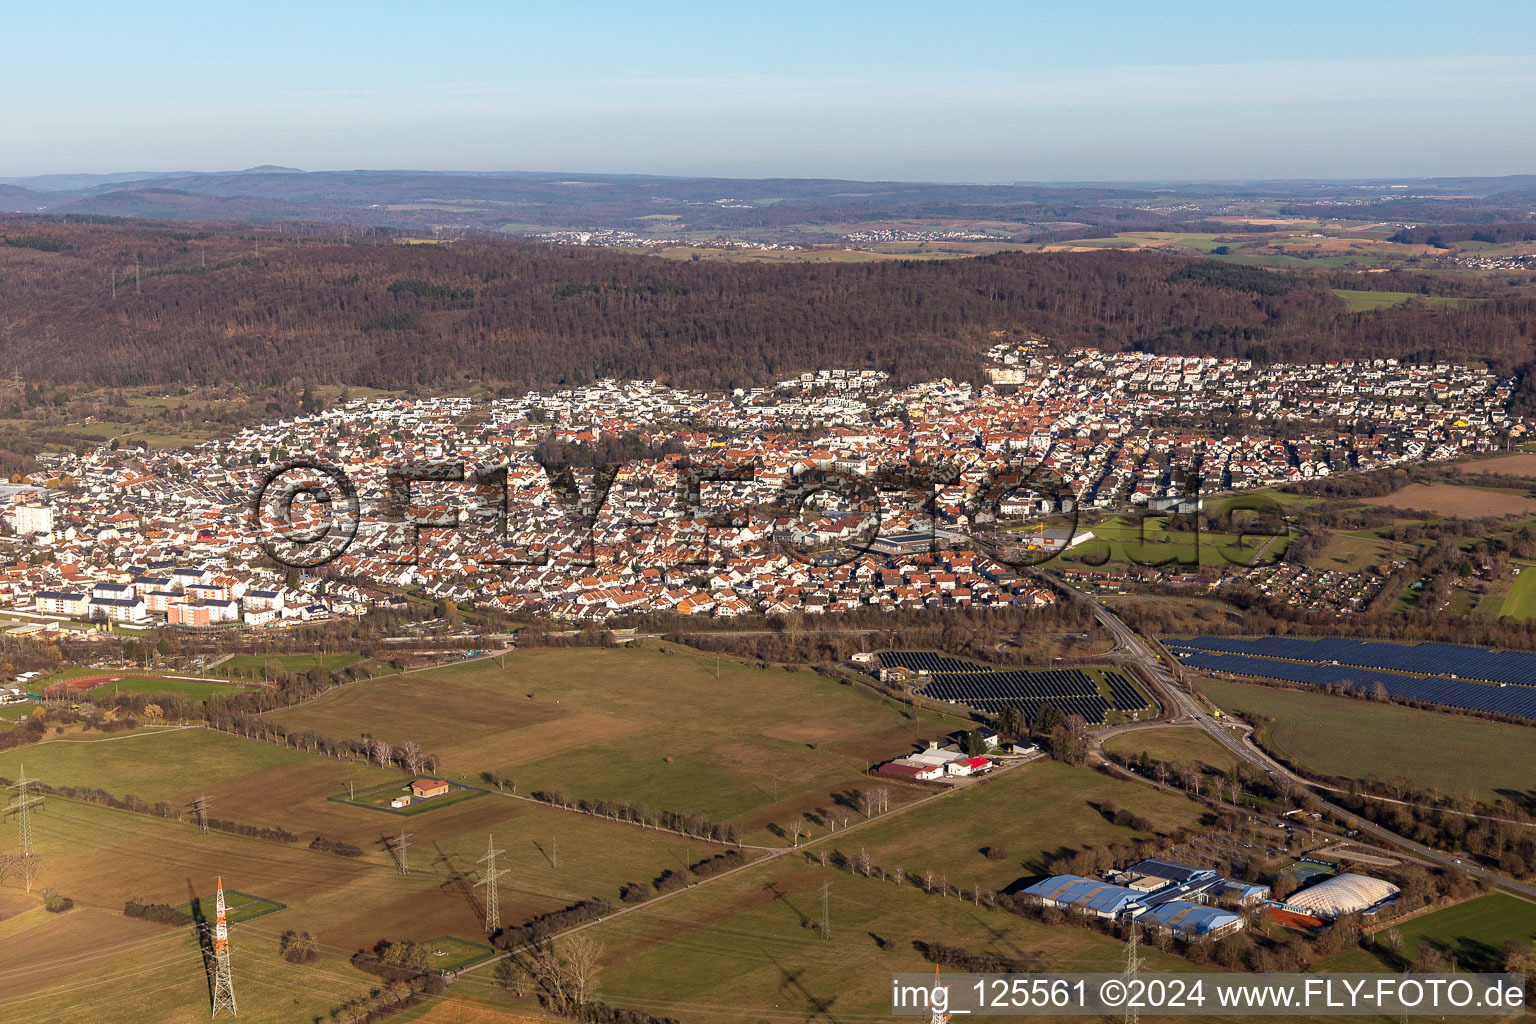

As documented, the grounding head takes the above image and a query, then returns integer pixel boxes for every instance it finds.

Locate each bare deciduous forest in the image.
[3,218,1536,392]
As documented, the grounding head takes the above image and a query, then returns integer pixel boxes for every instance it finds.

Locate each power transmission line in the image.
[1122,922,1144,1024]
[475,835,508,935]
[819,881,830,940]
[209,876,238,1018]
[5,764,43,856]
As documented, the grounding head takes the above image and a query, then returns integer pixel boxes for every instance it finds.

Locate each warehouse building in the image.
[1139,900,1245,940]
[1021,875,1146,920]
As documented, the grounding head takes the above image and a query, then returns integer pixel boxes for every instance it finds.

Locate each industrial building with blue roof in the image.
[1021,858,1260,942]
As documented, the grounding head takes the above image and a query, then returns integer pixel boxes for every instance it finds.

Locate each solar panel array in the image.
[920,667,1111,723]
[1173,635,1536,687]
[1170,649,1536,720]
[879,651,988,673]
[1103,669,1149,712]
[913,666,1150,725]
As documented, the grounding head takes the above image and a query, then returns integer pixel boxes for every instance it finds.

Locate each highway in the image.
[1036,570,1536,902]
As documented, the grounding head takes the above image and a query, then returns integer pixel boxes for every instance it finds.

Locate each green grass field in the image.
[420,935,497,973]
[844,760,1212,890]
[1498,563,1536,619]
[0,727,315,804]
[1102,726,1241,776]
[1035,513,1292,571]
[331,777,488,816]
[1304,529,1399,572]
[585,839,1200,1023]
[176,889,287,925]
[1393,893,1536,970]
[1332,288,1468,311]
[219,653,362,679]
[4,763,730,1023]
[265,644,955,843]
[1198,677,1536,806]
[85,677,256,702]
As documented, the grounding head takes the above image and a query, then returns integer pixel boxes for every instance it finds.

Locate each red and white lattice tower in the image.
[209,876,238,1017]
[928,964,950,1024]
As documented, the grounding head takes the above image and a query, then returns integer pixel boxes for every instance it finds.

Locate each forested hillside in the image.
[2,218,1535,390]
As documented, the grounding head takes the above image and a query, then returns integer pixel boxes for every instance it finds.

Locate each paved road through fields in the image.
[1033,569,1536,902]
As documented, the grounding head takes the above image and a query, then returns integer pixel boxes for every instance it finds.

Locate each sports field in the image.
[264,644,952,843]
[219,652,363,678]
[1036,513,1292,570]
[1199,677,1536,805]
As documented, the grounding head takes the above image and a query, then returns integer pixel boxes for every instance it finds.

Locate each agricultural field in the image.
[846,760,1212,891]
[1390,893,1536,971]
[1455,452,1536,477]
[1330,289,1465,311]
[0,753,731,1023]
[1362,483,1536,519]
[263,644,956,843]
[1198,677,1536,807]
[1036,226,1444,270]
[0,727,315,804]
[580,846,1196,1022]
[1102,726,1241,777]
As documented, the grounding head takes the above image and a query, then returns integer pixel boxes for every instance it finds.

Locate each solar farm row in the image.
[917,666,1149,725]
[1103,669,1149,711]
[1174,635,1536,688]
[1172,650,1536,720]
[878,651,988,673]
[943,694,1115,724]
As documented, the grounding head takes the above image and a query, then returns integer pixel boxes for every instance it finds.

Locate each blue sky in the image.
[4,1,1534,180]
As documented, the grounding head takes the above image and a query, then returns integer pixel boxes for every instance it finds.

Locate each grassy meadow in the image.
[1198,677,1536,807]
[262,644,954,843]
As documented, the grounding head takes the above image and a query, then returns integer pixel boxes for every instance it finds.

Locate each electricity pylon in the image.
[210,876,238,1018]
[1122,921,1145,1024]
[394,830,411,875]
[5,764,43,856]
[475,835,508,934]
[927,963,950,1024]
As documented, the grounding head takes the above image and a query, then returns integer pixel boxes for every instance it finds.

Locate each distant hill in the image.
[1,167,1531,237]
[0,185,48,211]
